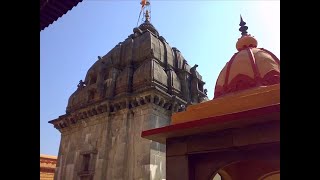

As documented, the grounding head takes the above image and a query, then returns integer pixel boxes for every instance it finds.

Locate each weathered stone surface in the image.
[53,104,172,180]
[65,20,206,113]
[50,19,207,180]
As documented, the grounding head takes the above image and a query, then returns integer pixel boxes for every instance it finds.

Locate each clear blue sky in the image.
[40,0,280,155]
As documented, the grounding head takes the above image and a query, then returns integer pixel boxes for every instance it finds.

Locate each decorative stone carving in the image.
[77,80,86,89]
[190,64,199,103]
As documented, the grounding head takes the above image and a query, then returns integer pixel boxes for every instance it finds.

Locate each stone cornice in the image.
[49,87,187,132]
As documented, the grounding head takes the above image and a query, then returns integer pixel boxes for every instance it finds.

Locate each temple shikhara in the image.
[48,1,207,180]
[45,1,279,180]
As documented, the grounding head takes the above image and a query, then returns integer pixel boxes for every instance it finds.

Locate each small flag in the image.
[140,0,147,8]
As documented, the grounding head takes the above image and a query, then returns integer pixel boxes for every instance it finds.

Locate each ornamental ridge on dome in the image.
[214,15,280,98]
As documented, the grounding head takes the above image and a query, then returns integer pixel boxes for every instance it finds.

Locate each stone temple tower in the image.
[49,6,207,180]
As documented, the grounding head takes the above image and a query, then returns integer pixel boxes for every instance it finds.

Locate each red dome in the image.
[214,47,280,98]
[214,16,280,98]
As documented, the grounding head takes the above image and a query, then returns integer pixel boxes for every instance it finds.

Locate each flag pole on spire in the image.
[136,0,150,27]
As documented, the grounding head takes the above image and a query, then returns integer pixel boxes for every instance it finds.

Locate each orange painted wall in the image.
[40,154,57,180]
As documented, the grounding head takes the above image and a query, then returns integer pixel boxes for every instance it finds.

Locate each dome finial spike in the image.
[240,15,244,23]
[239,15,248,36]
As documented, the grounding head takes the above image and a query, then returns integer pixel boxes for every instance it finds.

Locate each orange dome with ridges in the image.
[214,16,280,98]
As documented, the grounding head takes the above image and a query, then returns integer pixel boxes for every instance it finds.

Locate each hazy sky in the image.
[40,0,280,155]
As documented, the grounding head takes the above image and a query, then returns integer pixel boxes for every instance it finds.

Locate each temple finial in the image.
[145,10,150,22]
[239,15,248,36]
[236,15,258,51]
[137,0,151,26]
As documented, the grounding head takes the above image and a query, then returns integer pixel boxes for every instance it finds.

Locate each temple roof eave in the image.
[141,103,280,144]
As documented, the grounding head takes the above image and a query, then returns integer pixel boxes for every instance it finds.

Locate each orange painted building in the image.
[40,154,57,180]
[142,16,280,180]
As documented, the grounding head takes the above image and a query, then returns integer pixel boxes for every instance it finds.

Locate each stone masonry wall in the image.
[54,103,169,180]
